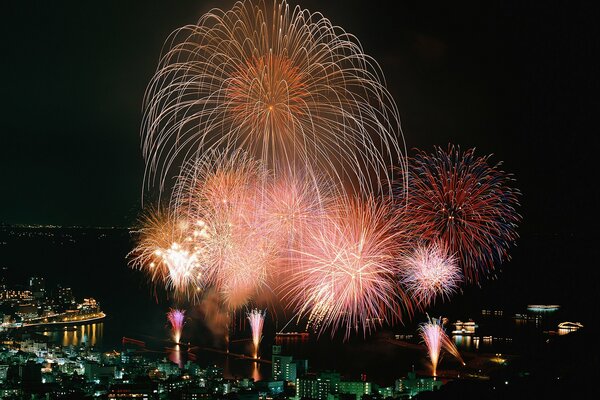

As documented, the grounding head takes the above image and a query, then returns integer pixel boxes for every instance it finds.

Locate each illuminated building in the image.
[107,383,156,399]
[180,388,211,400]
[481,309,503,317]
[56,285,76,309]
[395,372,442,398]
[526,304,560,313]
[29,277,45,300]
[377,386,394,398]
[0,289,33,302]
[452,320,477,336]
[0,364,9,382]
[255,380,284,396]
[338,380,372,400]
[272,345,308,383]
[295,372,340,400]
[557,321,583,335]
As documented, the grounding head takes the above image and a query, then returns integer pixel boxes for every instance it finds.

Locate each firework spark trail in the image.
[419,316,464,377]
[247,309,266,358]
[420,319,443,377]
[142,0,405,196]
[399,242,462,308]
[397,146,521,282]
[167,309,186,343]
[280,196,413,339]
[128,210,203,299]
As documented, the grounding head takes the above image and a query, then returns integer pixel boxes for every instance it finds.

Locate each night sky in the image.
[2,1,598,314]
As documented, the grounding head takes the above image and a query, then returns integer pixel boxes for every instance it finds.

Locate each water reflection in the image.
[41,323,103,347]
[252,362,261,382]
[168,345,184,368]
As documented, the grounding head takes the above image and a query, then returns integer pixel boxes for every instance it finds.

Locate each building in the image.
[377,386,394,398]
[557,321,583,335]
[255,380,285,396]
[395,372,442,398]
[108,383,157,399]
[56,285,76,309]
[295,372,340,400]
[272,345,308,383]
[452,320,477,336]
[29,277,45,300]
[338,380,372,400]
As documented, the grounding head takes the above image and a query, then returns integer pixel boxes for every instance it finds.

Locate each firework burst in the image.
[167,309,186,343]
[280,197,412,339]
[399,242,461,308]
[172,151,277,309]
[247,309,266,358]
[142,0,404,195]
[129,210,203,299]
[397,146,521,282]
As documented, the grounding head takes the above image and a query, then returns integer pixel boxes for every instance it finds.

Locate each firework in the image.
[419,316,464,377]
[261,171,332,252]
[398,146,521,282]
[142,0,404,195]
[247,309,266,358]
[172,151,278,309]
[280,197,412,339]
[167,309,186,343]
[399,242,461,308]
[129,209,203,299]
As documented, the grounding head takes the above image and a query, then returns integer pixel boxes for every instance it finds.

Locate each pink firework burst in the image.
[399,242,462,308]
[172,151,278,309]
[280,196,412,339]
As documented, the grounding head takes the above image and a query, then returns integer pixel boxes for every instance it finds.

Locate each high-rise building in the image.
[295,372,340,400]
[272,345,308,383]
[29,277,45,300]
[56,285,75,309]
[339,381,372,400]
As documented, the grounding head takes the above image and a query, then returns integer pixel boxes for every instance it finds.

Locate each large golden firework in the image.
[142,0,404,195]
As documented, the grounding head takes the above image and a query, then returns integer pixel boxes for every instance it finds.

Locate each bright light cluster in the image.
[131,0,521,340]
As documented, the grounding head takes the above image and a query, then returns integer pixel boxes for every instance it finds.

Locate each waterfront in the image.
[0,226,592,387]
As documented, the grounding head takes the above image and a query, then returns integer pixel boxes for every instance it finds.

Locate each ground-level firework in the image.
[167,309,186,343]
[419,316,464,377]
[399,242,461,308]
[246,309,266,358]
[397,146,521,282]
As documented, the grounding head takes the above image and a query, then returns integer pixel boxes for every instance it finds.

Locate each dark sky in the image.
[1,0,597,235]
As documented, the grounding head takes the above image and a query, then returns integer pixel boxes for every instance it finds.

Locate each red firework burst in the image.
[398,146,521,282]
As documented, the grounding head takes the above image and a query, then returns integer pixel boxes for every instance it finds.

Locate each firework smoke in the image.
[399,242,461,308]
[398,146,521,282]
[247,309,266,358]
[167,309,186,343]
